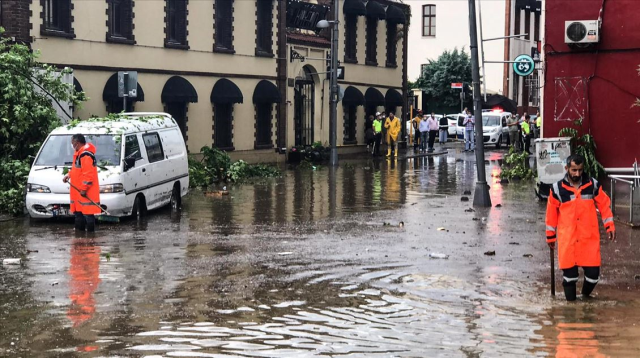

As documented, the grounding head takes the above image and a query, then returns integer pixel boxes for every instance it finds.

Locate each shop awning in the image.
[161,76,198,103]
[253,80,281,104]
[386,5,406,24]
[73,78,83,93]
[365,1,386,19]
[482,94,517,114]
[210,78,243,104]
[365,87,385,107]
[385,88,403,106]
[102,73,145,101]
[342,86,365,106]
[344,0,366,16]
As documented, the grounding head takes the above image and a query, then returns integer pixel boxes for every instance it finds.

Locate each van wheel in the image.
[170,183,181,211]
[131,195,146,219]
[496,135,502,149]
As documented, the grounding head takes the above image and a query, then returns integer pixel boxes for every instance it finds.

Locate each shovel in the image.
[550,247,555,297]
[68,182,119,223]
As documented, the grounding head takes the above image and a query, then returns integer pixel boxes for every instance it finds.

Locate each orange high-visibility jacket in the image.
[545,175,615,269]
[69,143,101,215]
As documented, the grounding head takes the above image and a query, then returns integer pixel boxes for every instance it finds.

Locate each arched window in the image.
[211,78,243,151]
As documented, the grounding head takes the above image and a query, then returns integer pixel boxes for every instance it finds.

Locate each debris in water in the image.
[399,221,404,228]
[465,208,475,213]
[204,190,229,197]
[463,190,472,195]
[437,227,446,231]
[461,197,469,202]
[523,254,533,258]
[3,258,21,265]
[429,253,449,259]
[278,252,293,256]
[484,251,496,256]
[635,275,640,280]
[509,242,520,245]
[26,250,38,254]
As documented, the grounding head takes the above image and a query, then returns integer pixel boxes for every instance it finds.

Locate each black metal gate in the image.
[294,80,314,146]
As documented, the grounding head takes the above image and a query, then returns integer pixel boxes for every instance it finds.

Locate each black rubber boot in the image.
[582,281,597,297]
[74,212,86,231]
[582,267,600,298]
[564,283,577,301]
[85,215,96,232]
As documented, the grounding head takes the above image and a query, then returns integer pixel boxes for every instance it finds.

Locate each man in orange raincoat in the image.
[546,154,616,301]
[63,134,101,232]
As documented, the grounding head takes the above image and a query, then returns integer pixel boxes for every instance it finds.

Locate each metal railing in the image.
[610,161,639,227]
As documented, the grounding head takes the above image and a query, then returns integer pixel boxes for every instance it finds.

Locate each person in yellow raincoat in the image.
[384,113,401,157]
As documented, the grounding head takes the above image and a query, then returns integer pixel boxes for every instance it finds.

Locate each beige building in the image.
[2,0,408,162]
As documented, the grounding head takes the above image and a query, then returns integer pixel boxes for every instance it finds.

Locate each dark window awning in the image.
[161,76,198,103]
[210,78,243,104]
[253,80,281,104]
[342,86,364,106]
[103,73,145,101]
[73,78,83,93]
[366,1,385,19]
[344,0,366,16]
[365,87,385,107]
[386,5,406,24]
[385,88,403,106]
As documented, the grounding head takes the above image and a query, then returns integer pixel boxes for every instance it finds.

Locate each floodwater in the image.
[2,148,640,357]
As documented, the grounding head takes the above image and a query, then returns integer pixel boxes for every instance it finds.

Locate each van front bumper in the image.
[26,192,130,218]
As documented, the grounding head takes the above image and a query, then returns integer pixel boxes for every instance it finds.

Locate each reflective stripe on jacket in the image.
[545,175,615,269]
[69,143,101,215]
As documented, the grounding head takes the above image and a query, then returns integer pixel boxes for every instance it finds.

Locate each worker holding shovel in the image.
[63,134,101,232]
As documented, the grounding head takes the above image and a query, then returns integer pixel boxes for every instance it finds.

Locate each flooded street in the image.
[2,148,640,357]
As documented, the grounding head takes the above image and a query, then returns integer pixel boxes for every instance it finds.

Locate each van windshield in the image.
[482,116,501,127]
[34,135,122,167]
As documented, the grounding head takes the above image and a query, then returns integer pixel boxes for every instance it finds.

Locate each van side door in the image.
[141,132,169,209]
[122,134,149,200]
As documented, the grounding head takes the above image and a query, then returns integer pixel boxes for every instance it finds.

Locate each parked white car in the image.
[449,113,468,139]
[26,112,189,219]
[481,111,512,148]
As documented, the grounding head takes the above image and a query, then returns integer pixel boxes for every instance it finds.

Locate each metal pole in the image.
[328,0,340,166]
[478,0,487,101]
[469,0,492,207]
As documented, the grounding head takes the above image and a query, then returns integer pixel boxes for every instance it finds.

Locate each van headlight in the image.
[100,184,124,193]
[490,127,499,133]
[27,184,51,193]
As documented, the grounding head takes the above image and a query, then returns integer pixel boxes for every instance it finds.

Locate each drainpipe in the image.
[276,0,288,152]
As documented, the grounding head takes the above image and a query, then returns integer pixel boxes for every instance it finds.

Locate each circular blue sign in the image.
[513,54,535,77]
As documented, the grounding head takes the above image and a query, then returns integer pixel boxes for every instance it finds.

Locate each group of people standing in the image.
[410,110,449,153]
[507,111,541,154]
[365,112,401,157]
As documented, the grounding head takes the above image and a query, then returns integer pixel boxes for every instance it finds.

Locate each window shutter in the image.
[386,23,397,67]
[177,0,187,43]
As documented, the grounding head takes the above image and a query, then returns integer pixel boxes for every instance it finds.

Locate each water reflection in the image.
[67,238,101,327]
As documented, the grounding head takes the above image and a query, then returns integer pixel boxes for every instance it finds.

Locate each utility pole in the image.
[328,0,340,166]
[468,0,492,207]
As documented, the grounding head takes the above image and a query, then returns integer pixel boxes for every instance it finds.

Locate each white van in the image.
[481,111,512,149]
[26,113,189,219]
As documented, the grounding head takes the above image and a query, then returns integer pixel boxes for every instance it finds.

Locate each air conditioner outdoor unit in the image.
[565,20,600,44]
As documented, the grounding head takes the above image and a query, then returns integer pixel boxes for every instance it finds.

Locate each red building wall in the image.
[543,0,640,168]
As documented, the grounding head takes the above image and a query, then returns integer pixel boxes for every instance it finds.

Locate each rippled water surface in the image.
[2,149,640,357]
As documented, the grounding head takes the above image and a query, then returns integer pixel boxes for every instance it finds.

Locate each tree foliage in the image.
[414,48,473,109]
[0,28,86,215]
[559,119,605,179]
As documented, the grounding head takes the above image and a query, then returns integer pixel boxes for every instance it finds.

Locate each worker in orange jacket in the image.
[546,154,616,301]
[63,134,101,232]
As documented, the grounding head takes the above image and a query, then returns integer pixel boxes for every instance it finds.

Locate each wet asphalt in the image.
[2,144,640,357]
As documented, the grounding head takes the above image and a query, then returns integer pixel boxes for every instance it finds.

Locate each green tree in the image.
[0,28,86,215]
[414,48,473,110]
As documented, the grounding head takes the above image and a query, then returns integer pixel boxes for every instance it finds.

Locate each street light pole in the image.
[328,0,340,166]
[468,0,492,207]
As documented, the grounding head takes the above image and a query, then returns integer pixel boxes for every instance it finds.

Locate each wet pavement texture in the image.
[2,146,640,357]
